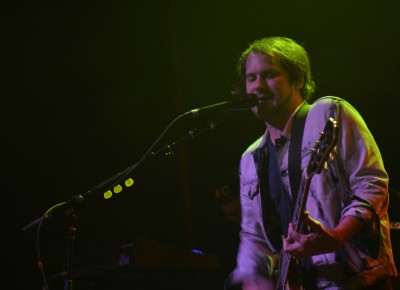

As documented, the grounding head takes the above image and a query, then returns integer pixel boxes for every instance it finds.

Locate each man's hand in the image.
[243,277,276,290]
[283,212,365,258]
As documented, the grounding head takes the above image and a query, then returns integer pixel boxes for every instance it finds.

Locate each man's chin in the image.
[252,105,272,119]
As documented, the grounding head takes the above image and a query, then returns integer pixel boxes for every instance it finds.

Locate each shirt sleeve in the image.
[337,99,389,233]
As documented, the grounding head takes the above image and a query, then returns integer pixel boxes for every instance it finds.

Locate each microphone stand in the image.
[22,119,218,290]
[64,221,77,290]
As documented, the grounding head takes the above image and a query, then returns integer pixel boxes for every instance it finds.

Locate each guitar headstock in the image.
[307,117,339,175]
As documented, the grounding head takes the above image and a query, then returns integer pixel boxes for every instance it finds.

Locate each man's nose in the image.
[254,77,266,90]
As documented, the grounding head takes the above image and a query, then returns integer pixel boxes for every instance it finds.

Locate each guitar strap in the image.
[288,102,318,290]
[288,103,310,203]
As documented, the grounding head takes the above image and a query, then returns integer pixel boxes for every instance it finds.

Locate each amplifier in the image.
[115,239,220,270]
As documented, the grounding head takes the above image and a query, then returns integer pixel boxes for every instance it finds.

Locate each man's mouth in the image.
[257,96,272,103]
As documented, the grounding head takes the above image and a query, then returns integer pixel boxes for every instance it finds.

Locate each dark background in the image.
[3,1,400,289]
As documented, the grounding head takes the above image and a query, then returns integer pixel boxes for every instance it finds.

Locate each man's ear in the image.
[296,74,305,91]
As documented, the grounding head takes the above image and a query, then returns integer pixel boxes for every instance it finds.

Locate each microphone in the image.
[186,94,258,118]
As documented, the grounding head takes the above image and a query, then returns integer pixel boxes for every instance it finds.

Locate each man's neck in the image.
[266,99,306,144]
[268,126,284,145]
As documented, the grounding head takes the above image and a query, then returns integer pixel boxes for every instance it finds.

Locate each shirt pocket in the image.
[240,179,264,229]
[241,179,260,200]
[309,159,339,197]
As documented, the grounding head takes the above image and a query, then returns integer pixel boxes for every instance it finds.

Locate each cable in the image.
[35,202,66,290]
[91,112,189,196]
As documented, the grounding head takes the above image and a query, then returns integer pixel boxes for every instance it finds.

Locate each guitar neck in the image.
[292,174,313,232]
[277,116,338,290]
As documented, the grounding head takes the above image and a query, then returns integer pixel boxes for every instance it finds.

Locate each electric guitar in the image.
[276,117,339,290]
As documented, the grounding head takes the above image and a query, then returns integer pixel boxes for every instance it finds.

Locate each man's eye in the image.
[246,76,255,82]
[264,72,277,78]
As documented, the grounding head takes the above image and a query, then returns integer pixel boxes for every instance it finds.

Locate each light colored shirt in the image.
[229,96,397,289]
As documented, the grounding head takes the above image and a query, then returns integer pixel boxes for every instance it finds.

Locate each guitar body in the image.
[276,117,339,290]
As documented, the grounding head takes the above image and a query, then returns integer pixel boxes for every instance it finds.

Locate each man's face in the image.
[245,52,301,123]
